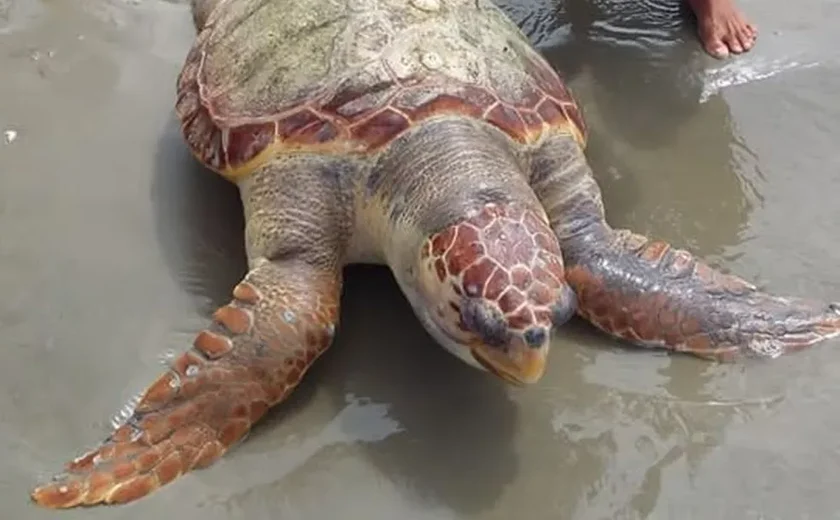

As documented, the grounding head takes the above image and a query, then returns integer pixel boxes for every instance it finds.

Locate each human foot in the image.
[687,0,757,58]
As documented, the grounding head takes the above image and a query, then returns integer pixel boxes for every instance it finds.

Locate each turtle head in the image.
[408,203,577,385]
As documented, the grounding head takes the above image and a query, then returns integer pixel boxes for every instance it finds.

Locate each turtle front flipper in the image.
[31,157,347,508]
[30,262,340,508]
[530,133,840,360]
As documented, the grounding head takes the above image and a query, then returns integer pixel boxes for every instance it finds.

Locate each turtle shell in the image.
[175,0,587,180]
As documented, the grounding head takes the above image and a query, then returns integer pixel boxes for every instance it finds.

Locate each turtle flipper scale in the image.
[563,230,840,360]
[30,259,341,508]
[530,132,840,360]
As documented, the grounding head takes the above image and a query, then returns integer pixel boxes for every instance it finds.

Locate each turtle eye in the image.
[460,297,511,347]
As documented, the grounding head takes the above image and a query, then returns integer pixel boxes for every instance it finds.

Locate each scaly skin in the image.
[367,116,577,384]
[529,131,840,359]
[31,261,341,508]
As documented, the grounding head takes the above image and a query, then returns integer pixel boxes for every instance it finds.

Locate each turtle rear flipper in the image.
[31,158,347,508]
[530,132,840,360]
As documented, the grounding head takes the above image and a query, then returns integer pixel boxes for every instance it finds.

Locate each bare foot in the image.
[687,0,758,58]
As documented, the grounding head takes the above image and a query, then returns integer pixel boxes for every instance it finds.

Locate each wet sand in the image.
[2,0,840,518]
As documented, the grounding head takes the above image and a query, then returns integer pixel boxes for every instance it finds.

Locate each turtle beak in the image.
[470,346,547,386]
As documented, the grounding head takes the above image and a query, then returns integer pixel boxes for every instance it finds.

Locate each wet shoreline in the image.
[2,0,840,518]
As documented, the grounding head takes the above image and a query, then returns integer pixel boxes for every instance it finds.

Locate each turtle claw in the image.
[31,401,227,508]
[29,357,259,508]
[32,444,160,508]
[32,478,86,509]
[738,298,840,358]
[30,333,262,508]
[32,465,161,508]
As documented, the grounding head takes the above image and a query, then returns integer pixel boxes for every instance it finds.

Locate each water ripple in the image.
[700,57,821,103]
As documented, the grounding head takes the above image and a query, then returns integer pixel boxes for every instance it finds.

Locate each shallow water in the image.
[2,0,840,518]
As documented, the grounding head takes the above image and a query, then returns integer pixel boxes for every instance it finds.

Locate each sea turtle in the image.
[31,0,840,509]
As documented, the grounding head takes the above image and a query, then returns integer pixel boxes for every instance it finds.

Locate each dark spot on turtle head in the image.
[472,188,510,207]
[460,298,510,347]
[551,284,578,327]
[365,166,384,197]
[523,327,548,348]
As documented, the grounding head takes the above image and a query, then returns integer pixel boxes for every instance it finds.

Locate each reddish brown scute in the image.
[175,36,586,177]
[423,203,566,333]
